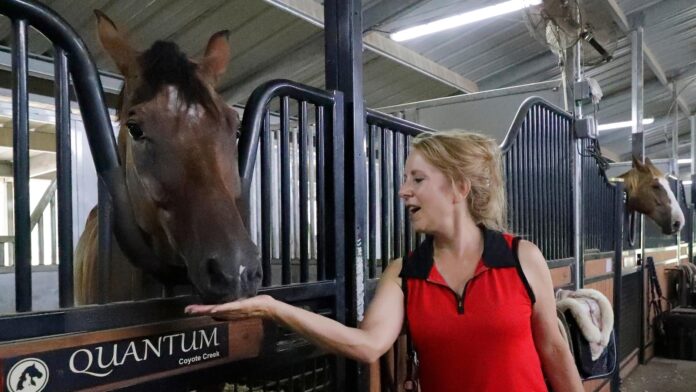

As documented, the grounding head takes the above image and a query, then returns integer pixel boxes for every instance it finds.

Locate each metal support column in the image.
[325,0,367,390]
[631,27,645,161]
[572,3,584,289]
[631,25,649,365]
[691,115,695,264]
[611,184,625,392]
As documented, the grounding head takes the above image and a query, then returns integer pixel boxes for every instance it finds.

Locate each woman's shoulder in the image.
[514,239,550,279]
[382,258,403,288]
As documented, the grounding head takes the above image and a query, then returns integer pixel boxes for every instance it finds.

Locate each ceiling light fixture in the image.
[390,0,542,42]
[597,118,655,131]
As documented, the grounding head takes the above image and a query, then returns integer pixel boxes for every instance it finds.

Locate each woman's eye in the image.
[126,121,145,140]
[414,178,424,183]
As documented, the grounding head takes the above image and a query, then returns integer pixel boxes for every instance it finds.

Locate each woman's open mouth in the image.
[407,205,421,216]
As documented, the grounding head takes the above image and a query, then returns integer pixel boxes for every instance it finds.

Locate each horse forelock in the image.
[117,40,219,121]
[624,163,666,195]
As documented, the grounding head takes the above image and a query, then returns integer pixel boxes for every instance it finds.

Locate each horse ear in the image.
[632,155,649,172]
[200,30,231,84]
[631,155,642,168]
[95,10,136,76]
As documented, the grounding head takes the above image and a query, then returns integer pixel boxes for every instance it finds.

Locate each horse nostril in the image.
[206,258,229,288]
[674,221,681,229]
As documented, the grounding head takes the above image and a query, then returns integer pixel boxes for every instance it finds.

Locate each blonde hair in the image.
[411,130,507,232]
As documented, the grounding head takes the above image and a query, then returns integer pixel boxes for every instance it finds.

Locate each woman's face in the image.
[399,150,461,233]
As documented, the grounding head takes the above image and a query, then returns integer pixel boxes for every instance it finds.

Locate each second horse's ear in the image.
[632,155,649,172]
[200,30,231,84]
[95,10,137,76]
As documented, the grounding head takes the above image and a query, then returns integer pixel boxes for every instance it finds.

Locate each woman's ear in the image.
[453,179,471,204]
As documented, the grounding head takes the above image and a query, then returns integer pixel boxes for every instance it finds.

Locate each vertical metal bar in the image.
[368,125,377,279]
[328,90,347,389]
[12,18,31,312]
[631,27,645,161]
[393,132,403,259]
[690,116,695,264]
[7,182,14,266]
[97,178,112,304]
[380,129,390,271]
[404,135,412,253]
[611,183,624,392]
[522,116,530,241]
[50,198,57,266]
[556,114,562,257]
[316,106,326,280]
[280,96,292,285]
[38,216,45,265]
[574,115,583,288]
[299,100,309,283]
[261,109,273,287]
[325,3,368,388]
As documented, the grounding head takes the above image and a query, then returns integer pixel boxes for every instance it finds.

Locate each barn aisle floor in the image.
[621,357,696,392]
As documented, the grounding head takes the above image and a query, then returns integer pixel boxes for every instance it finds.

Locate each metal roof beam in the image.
[0,46,123,94]
[362,0,422,32]
[261,0,478,93]
[477,53,558,90]
[603,0,692,116]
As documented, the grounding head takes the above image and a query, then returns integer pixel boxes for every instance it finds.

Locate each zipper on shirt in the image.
[455,293,464,314]
[428,278,472,314]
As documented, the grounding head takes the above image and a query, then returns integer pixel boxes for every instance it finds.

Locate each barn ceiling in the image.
[0,0,695,170]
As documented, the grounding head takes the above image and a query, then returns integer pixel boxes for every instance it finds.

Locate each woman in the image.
[186,130,584,391]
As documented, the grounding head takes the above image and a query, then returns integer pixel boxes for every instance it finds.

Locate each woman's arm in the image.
[186,259,405,363]
[518,240,584,392]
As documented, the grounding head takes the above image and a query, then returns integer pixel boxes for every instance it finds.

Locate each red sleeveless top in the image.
[400,228,547,392]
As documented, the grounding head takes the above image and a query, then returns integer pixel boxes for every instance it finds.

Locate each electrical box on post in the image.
[575,117,597,139]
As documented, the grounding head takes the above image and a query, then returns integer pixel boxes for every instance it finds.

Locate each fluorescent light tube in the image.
[390,0,542,42]
[597,118,654,131]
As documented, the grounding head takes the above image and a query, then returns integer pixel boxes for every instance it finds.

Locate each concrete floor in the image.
[621,358,696,392]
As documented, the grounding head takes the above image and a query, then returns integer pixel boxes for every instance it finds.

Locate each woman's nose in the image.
[398,183,410,198]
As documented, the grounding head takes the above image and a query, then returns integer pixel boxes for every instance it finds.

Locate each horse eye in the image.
[126,121,144,140]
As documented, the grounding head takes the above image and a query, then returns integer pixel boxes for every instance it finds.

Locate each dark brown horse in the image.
[619,156,684,235]
[75,12,261,304]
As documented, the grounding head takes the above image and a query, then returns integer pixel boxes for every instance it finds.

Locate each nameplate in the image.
[2,324,229,392]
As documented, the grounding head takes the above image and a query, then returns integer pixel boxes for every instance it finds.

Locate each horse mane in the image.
[117,41,219,120]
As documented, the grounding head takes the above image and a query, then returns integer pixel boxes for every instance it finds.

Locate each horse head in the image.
[619,156,685,235]
[95,11,261,303]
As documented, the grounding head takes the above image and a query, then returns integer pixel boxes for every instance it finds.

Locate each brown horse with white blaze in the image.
[619,156,685,235]
[74,11,261,305]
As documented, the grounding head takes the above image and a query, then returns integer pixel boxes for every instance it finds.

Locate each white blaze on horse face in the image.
[166,85,204,122]
[167,86,179,113]
[239,265,246,278]
[657,177,685,230]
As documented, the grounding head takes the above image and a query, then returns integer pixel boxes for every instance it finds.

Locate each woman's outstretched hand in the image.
[184,294,277,321]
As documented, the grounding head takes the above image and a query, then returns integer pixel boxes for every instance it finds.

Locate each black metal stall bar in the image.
[364,110,433,289]
[53,46,73,308]
[11,17,31,312]
[582,139,620,254]
[501,98,575,265]
[237,78,346,388]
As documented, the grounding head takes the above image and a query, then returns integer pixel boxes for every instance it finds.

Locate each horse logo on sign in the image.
[6,358,49,392]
